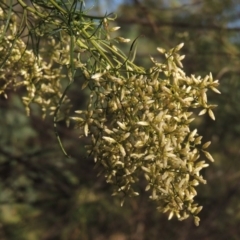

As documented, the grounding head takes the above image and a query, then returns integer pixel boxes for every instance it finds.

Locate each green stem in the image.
[49,0,67,14]
[100,41,145,73]
[81,29,114,68]
[17,0,46,18]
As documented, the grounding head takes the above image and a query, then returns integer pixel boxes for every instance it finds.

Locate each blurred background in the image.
[1,0,240,239]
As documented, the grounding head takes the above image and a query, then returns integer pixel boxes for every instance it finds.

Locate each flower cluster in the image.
[1,1,220,225]
[0,7,69,118]
[72,43,220,225]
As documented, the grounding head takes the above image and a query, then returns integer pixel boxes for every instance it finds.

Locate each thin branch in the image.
[155,0,204,11]
[117,18,240,32]
[133,0,158,34]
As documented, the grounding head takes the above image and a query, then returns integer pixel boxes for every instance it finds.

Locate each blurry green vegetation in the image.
[0,0,239,239]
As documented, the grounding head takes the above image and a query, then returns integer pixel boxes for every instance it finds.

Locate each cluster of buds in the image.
[0,2,220,225]
[72,43,220,225]
[0,7,69,118]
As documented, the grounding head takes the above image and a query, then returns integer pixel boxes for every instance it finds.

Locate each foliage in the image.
[0,0,220,234]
